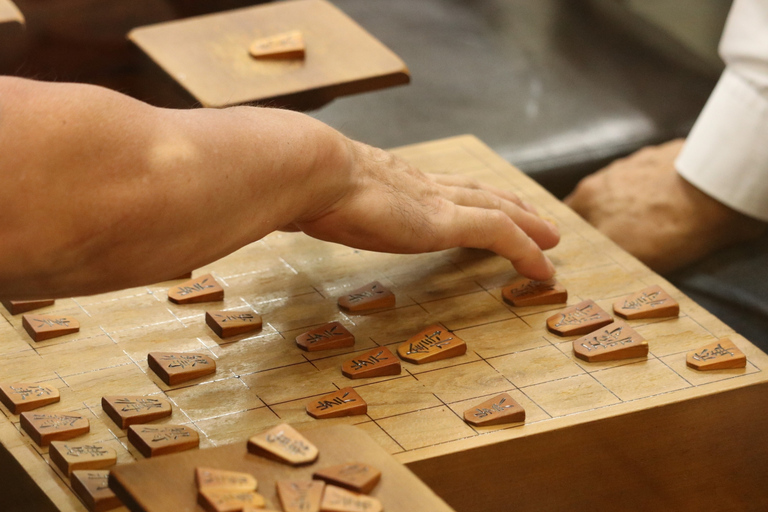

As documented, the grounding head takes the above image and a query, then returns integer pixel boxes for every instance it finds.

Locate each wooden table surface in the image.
[128,0,409,110]
[1,135,767,511]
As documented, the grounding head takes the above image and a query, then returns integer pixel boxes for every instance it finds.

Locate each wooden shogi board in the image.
[1,135,767,511]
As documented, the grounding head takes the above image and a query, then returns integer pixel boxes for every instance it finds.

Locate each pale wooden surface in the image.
[0,135,766,511]
[128,0,409,109]
[110,424,454,512]
[0,0,23,25]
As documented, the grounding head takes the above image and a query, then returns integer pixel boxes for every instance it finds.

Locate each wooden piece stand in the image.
[0,136,767,512]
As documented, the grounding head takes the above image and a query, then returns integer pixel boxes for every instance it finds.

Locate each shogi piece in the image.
[0,382,60,413]
[22,313,80,341]
[2,299,55,315]
[205,310,263,338]
[320,485,383,512]
[613,285,680,320]
[296,322,355,352]
[198,489,266,512]
[71,470,123,512]
[573,320,649,362]
[101,395,172,429]
[546,300,613,337]
[49,441,117,476]
[313,463,381,494]
[148,352,216,385]
[686,338,747,371]
[337,281,395,313]
[247,423,318,465]
[397,324,467,364]
[127,424,199,457]
[196,467,258,492]
[249,30,306,60]
[277,480,325,512]
[501,278,567,307]
[167,274,224,304]
[463,393,526,427]
[20,411,90,447]
[341,347,401,379]
[307,387,367,419]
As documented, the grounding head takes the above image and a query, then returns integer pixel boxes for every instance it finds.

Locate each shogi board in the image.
[128,0,410,109]
[0,135,767,512]
[109,424,453,512]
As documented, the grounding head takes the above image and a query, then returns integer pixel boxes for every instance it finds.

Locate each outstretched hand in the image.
[290,141,560,281]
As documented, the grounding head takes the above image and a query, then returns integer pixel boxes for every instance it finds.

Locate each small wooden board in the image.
[128,424,200,458]
[1,299,55,315]
[546,299,613,337]
[20,411,89,447]
[338,281,395,313]
[397,325,467,364]
[687,338,747,371]
[148,352,216,385]
[306,388,367,419]
[109,425,455,512]
[128,0,409,109]
[102,396,172,429]
[501,278,567,307]
[573,320,649,362]
[614,285,679,320]
[0,382,60,413]
[341,347,401,379]
[50,441,117,476]
[22,313,80,341]
[296,322,355,352]
[71,470,123,512]
[168,274,224,304]
[205,310,262,338]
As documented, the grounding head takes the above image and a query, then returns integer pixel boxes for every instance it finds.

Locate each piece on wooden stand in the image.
[546,299,613,337]
[341,347,401,379]
[247,423,319,465]
[313,463,381,494]
[463,393,525,427]
[249,30,306,59]
[2,299,55,315]
[277,480,325,512]
[167,274,224,304]
[0,382,60,413]
[686,338,747,371]
[198,488,266,512]
[71,470,123,512]
[195,467,258,492]
[20,411,90,446]
[22,313,80,341]
[296,322,355,352]
[205,310,263,338]
[320,485,383,512]
[307,387,367,419]
[397,324,467,364]
[613,285,679,320]
[501,278,567,307]
[148,352,216,385]
[572,320,649,362]
[128,424,199,458]
[49,441,117,476]
[101,395,172,428]
[337,281,395,313]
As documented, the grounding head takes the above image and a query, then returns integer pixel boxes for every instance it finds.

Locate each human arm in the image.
[0,76,558,299]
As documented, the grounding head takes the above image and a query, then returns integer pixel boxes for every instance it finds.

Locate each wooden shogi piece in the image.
[101,396,172,429]
[205,310,263,338]
[21,313,79,341]
[572,320,649,362]
[1,299,55,315]
[463,393,526,427]
[247,423,318,465]
[686,338,747,371]
[147,352,216,385]
[127,424,199,458]
[337,281,395,313]
[313,463,381,494]
[397,324,467,364]
[296,322,355,352]
[20,411,90,447]
[277,480,325,512]
[307,388,367,419]
[546,299,613,337]
[613,285,679,320]
[0,382,60,413]
[320,485,383,512]
[167,274,224,304]
[196,467,258,492]
[341,347,401,379]
[49,441,117,476]
[249,30,306,60]
[198,488,266,512]
[501,278,567,307]
[71,470,123,512]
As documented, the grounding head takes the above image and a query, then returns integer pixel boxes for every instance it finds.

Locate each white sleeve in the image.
[675,0,768,222]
